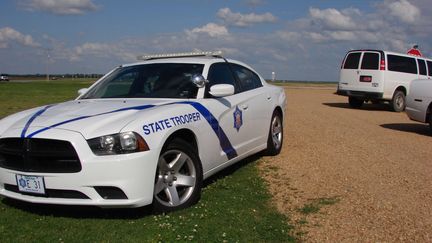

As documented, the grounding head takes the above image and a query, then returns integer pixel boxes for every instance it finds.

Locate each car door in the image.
[229,63,271,148]
[202,62,264,163]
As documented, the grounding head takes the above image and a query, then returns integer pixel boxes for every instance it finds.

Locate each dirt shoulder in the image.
[260,86,432,242]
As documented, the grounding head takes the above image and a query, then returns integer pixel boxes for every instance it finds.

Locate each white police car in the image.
[0,51,286,212]
[406,79,432,132]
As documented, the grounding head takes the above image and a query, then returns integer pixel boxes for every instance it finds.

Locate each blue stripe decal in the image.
[22,102,237,159]
[176,101,238,160]
[25,104,155,138]
[21,105,54,138]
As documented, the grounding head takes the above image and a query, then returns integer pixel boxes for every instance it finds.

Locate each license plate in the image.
[16,174,46,194]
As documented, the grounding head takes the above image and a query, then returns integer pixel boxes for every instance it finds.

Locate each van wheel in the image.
[391,90,406,112]
[153,138,202,213]
[348,97,364,108]
[429,112,432,133]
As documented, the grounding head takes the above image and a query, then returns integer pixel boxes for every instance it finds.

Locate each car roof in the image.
[122,56,255,72]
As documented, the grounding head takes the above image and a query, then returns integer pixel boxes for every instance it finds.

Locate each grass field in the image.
[0,80,295,242]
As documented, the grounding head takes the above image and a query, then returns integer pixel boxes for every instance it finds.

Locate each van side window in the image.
[361,53,379,70]
[387,55,417,74]
[343,53,361,69]
[418,59,427,75]
[427,61,432,76]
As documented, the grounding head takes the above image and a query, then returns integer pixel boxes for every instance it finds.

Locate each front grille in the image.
[4,184,89,199]
[0,138,81,173]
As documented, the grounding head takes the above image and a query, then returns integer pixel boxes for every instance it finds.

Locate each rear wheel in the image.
[153,138,202,213]
[265,110,283,155]
[348,96,364,108]
[391,90,406,112]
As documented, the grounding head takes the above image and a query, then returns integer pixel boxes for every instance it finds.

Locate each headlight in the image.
[87,132,149,155]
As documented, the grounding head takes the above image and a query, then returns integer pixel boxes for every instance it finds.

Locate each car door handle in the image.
[241,105,249,110]
[267,96,272,100]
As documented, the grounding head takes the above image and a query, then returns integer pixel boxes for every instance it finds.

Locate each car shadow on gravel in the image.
[323,102,391,111]
[380,123,431,136]
[0,154,261,219]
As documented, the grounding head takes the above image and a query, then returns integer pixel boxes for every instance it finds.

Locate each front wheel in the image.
[391,90,406,112]
[153,138,202,213]
[265,110,283,156]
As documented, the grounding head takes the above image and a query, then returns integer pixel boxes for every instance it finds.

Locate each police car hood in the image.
[4,99,174,139]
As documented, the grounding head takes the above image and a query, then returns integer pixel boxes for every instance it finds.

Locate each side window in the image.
[361,52,379,70]
[427,61,432,76]
[230,64,263,92]
[343,52,361,69]
[418,59,427,75]
[206,62,238,97]
[387,55,417,74]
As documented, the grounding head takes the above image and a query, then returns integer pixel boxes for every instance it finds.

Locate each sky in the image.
[0,0,431,81]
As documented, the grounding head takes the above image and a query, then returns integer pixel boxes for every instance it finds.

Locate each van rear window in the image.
[387,55,417,74]
[427,61,432,76]
[418,59,427,75]
[361,52,379,70]
[343,52,361,69]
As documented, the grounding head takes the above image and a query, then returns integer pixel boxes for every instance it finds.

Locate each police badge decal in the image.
[233,105,243,131]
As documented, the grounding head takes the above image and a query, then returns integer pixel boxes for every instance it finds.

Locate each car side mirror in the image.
[209,84,235,97]
[77,88,89,97]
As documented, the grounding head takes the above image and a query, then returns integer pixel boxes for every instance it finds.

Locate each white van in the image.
[337,50,431,111]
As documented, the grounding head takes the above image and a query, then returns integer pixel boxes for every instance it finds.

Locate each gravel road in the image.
[260,85,432,242]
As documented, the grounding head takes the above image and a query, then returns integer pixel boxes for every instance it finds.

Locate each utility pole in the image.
[42,47,52,81]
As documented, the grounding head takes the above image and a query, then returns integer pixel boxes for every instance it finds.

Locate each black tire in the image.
[371,99,380,104]
[152,138,202,213]
[391,90,406,112]
[348,96,364,108]
[265,110,283,156]
[429,111,432,133]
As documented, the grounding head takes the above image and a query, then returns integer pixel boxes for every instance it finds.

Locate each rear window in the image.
[343,52,361,69]
[387,55,417,74]
[360,52,380,70]
[417,59,427,76]
[427,61,432,76]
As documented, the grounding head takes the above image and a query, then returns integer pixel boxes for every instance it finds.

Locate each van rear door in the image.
[339,51,384,95]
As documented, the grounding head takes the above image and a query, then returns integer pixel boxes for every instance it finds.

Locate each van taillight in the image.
[380,59,385,70]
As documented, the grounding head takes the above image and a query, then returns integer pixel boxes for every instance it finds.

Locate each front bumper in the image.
[0,128,160,208]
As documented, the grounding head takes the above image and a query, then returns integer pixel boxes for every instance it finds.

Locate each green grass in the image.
[0,80,296,242]
[0,80,94,118]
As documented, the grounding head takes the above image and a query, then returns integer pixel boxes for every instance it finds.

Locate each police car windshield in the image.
[81,63,204,99]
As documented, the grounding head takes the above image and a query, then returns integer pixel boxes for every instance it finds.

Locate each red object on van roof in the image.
[407,48,422,57]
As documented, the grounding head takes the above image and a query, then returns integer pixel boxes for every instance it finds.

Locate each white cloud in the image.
[309,8,357,30]
[384,0,420,23]
[217,8,277,27]
[276,31,301,41]
[21,0,98,15]
[327,31,357,41]
[0,27,40,48]
[72,42,135,62]
[185,23,229,38]
[306,32,329,42]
